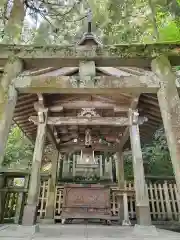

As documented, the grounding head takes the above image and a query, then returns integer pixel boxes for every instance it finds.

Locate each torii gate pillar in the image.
[152,55,180,202]
[22,110,47,225]
[129,109,151,225]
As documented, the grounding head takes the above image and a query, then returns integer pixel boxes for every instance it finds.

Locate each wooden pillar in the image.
[14,192,24,224]
[99,155,103,178]
[115,154,119,183]
[62,153,68,177]
[105,157,108,174]
[44,150,59,223]
[115,152,124,187]
[62,154,66,177]
[109,157,113,182]
[14,175,29,224]
[163,181,172,220]
[109,157,113,181]
[72,154,76,177]
[0,174,5,222]
[129,109,151,225]
[22,110,47,225]
[56,153,60,179]
[115,152,126,224]
[14,174,31,224]
[59,154,64,180]
[151,55,180,200]
[122,193,131,225]
[0,58,23,223]
[0,57,23,167]
[67,154,71,174]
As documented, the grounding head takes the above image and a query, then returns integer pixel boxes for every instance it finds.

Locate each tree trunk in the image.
[2,0,25,43]
[0,0,8,23]
[167,0,180,29]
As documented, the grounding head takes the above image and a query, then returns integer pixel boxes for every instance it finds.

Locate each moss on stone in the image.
[0,87,8,120]
[0,43,180,61]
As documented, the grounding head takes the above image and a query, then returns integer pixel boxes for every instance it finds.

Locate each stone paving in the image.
[0,224,180,240]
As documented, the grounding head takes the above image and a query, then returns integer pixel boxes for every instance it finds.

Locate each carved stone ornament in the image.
[138,116,148,125]
[78,108,100,117]
[69,77,78,88]
[132,110,139,124]
[79,76,95,88]
[69,76,96,88]
[131,110,148,125]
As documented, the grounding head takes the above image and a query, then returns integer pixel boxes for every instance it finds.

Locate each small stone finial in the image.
[87,8,92,33]
[77,7,102,46]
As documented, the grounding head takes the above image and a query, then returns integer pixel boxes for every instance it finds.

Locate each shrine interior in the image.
[14,68,162,182]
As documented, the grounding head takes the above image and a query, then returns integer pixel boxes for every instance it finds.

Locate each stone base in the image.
[40,218,55,224]
[122,219,131,226]
[22,204,37,225]
[136,205,151,226]
[12,224,39,234]
[133,224,157,236]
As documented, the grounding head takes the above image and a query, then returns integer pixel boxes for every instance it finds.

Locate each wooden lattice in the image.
[110,181,136,218]
[37,179,49,219]
[54,185,64,219]
[3,192,18,221]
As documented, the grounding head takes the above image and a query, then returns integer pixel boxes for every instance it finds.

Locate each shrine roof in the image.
[1,38,179,152]
[12,66,168,152]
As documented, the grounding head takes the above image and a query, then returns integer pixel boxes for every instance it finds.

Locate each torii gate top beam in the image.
[0,42,180,70]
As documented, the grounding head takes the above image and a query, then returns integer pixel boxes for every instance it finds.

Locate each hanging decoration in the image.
[85,128,92,146]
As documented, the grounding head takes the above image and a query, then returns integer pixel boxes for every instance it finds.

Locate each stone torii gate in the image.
[0,34,180,227]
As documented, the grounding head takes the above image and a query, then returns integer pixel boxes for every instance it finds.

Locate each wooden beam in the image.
[46,126,58,149]
[59,134,122,143]
[119,127,130,150]
[0,43,180,69]
[34,99,59,148]
[49,100,129,112]
[59,144,119,153]
[29,116,147,126]
[14,75,159,94]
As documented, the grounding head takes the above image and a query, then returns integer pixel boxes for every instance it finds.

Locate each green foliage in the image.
[158,20,180,41]
[124,127,173,178]
[4,125,34,169]
[1,0,180,44]
[142,128,173,176]
[124,154,133,178]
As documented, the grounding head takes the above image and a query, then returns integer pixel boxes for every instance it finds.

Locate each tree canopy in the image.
[4,125,33,169]
[124,127,173,178]
[0,0,180,44]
